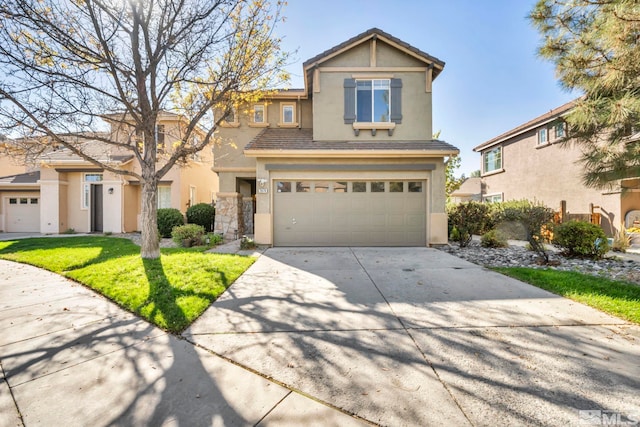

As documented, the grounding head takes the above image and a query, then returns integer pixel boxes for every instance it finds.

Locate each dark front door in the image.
[91,184,103,232]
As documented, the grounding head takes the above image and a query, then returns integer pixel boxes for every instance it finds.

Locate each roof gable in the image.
[302,28,445,78]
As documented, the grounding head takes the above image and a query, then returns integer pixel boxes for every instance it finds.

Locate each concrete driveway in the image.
[185,247,640,426]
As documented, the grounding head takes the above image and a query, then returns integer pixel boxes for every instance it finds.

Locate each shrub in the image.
[448,201,491,247]
[186,203,215,232]
[157,208,184,238]
[172,224,206,247]
[481,230,508,248]
[553,220,609,259]
[207,233,223,246]
[520,203,556,263]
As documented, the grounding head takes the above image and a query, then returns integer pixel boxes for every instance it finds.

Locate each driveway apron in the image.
[185,247,640,427]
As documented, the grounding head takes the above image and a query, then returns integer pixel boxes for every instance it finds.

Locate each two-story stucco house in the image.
[213,28,459,246]
[0,112,218,233]
[473,100,640,235]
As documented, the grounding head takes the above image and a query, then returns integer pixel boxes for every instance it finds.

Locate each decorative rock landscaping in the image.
[438,241,640,286]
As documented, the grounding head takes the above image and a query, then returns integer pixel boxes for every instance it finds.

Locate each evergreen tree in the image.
[530,0,640,189]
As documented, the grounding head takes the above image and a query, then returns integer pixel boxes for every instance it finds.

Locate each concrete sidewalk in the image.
[0,259,365,427]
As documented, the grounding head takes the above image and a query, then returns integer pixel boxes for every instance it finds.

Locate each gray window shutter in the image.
[344,78,356,124]
[390,78,402,124]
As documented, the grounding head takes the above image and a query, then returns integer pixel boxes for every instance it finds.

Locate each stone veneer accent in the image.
[214,192,245,240]
[242,197,254,235]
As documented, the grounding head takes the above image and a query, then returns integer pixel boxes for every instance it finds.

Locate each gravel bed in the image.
[438,241,640,286]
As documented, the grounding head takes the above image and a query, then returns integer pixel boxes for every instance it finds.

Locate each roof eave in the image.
[243,148,458,158]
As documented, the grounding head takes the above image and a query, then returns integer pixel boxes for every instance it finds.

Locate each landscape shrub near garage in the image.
[158,208,185,238]
[553,220,609,259]
[447,201,491,247]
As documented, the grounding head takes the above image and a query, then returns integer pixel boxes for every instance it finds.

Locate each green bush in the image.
[481,230,508,248]
[553,220,609,259]
[172,224,206,247]
[207,233,223,246]
[158,208,184,238]
[186,203,215,232]
[448,201,491,247]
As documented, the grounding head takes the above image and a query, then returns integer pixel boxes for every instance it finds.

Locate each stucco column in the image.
[39,179,67,234]
[214,192,245,240]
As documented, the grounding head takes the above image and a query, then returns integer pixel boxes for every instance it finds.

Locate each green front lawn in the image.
[494,267,640,324]
[0,237,254,332]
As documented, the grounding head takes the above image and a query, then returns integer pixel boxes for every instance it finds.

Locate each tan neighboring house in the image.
[449,177,482,204]
[0,112,218,233]
[473,100,640,236]
[213,28,458,246]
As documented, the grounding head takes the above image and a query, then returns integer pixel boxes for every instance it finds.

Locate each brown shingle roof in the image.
[244,128,459,153]
[303,28,445,79]
[474,99,577,152]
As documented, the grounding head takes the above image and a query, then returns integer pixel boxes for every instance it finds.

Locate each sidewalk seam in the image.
[349,247,476,427]
[0,358,25,427]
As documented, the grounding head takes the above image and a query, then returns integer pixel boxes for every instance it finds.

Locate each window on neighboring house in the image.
[191,135,201,161]
[253,104,265,123]
[156,124,165,153]
[226,107,237,123]
[157,186,172,209]
[280,103,295,125]
[483,147,502,173]
[538,128,548,145]
[189,186,196,207]
[356,79,390,122]
[483,194,503,203]
[82,173,103,209]
[554,122,565,139]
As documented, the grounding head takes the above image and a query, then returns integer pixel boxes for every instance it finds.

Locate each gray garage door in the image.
[273,180,426,246]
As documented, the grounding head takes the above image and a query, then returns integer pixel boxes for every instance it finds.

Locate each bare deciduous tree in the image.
[0,0,289,258]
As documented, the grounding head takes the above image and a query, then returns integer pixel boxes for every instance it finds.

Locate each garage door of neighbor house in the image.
[273,180,426,246]
[5,196,40,232]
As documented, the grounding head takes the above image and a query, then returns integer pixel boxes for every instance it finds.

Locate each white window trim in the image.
[278,102,298,127]
[538,127,549,145]
[355,79,391,124]
[248,103,269,128]
[483,193,503,203]
[482,146,503,175]
[82,173,103,210]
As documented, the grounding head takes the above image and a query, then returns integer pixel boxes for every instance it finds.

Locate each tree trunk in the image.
[140,179,160,259]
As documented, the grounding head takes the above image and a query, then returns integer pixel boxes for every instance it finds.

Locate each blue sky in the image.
[274,0,577,176]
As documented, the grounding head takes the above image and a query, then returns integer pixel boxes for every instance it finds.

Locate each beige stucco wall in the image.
[480,131,626,235]
[313,72,431,141]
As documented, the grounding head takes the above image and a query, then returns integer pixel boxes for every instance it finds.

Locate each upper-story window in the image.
[253,104,265,123]
[483,147,502,174]
[283,105,294,123]
[538,128,548,145]
[156,124,165,153]
[356,79,390,122]
[554,122,565,139]
[278,102,297,127]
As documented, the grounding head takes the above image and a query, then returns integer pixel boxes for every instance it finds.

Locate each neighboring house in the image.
[449,177,482,204]
[0,112,218,233]
[473,100,640,236]
[213,28,458,246]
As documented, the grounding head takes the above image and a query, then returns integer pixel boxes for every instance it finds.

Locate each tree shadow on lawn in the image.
[0,236,139,271]
[140,256,230,333]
